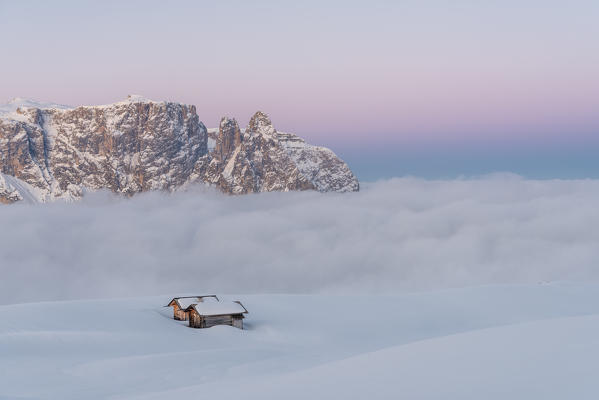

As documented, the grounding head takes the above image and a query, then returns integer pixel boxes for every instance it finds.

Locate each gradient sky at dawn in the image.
[1,0,598,180]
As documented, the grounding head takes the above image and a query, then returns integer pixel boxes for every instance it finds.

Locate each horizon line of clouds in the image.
[1,175,599,305]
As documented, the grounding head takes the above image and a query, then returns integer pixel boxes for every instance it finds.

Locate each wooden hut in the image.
[166,295,219,321]
[185,301,249,329]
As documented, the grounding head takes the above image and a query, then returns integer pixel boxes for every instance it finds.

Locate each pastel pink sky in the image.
[1,1,598,179]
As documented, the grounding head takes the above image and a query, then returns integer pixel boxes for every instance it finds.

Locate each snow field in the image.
[1,284,599,399]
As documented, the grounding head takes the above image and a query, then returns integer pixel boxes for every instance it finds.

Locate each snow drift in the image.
[2,286,599,400]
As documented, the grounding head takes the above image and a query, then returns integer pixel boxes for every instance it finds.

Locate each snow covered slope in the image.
[0,97,70,120]
[2,284,599,399]
[0,172,42,203]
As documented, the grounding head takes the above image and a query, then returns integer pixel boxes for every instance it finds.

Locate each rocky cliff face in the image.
[196,113,317,194]
[0,96,358,202]
[0,96,206,201]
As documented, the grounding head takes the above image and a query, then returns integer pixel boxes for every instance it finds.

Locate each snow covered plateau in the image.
[2,285,599,400]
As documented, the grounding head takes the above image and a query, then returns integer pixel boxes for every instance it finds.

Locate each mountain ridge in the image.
[0,96,358,203]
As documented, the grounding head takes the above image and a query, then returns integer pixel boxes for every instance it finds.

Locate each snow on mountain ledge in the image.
[121,94,154,103]
[0,173,22,204]
[0,97,72,114]
[278,131,359,192]
[0,96,358,202]
[0,95,169,115]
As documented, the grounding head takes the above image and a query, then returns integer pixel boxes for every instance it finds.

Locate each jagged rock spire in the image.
[215,117,242,161]
[246,111,276,138]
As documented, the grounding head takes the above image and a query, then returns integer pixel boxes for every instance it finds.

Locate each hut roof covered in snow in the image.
[167,295,218,309]
[186,301,248,317]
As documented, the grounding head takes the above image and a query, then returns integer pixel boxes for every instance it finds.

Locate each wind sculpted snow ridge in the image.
[0,96,358,202]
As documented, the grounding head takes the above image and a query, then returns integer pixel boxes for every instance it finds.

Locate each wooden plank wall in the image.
[188,313,245,329]
[232,317,243,329]
[204,315,233,328]
[175,309,189,321]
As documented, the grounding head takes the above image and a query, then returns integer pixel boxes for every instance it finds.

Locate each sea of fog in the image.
[1,175,599,305]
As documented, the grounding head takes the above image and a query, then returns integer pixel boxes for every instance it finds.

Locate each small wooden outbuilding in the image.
[166,295,219,321]
[185,301,249,329]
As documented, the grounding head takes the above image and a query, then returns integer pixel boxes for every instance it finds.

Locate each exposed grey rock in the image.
[278,131,360,192]
[214,117,242,162]
[0,97,359,202]
[0,96,206,201]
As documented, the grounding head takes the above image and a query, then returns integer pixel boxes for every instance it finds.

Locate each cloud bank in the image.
[1,175,599,305]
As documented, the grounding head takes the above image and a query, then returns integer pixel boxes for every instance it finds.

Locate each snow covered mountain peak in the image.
[246,110,276,138]
[124,94,154,103]
[198,110,358,194]
[76,95,178,110]
[0,95,164,117]
[0,98,358,203]
[0,97,71,115]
